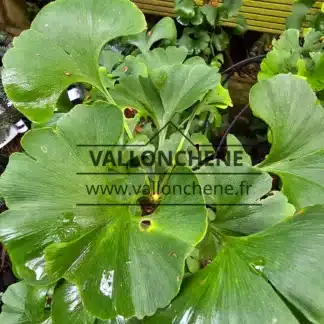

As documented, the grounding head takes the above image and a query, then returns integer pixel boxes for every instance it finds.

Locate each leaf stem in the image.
[123,120,134,140]
[102,87,134,140]
[158,105,200,194]
[102,87,116,105]
[175,104,199,157]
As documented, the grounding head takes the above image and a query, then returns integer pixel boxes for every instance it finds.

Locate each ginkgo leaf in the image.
[52,281,98,324]
[297,52,324,91]
[196,163,294,234]
[258,30,301,81]
[197,83,233,113]
[99,50,124,72]
[0,281,50,324]
[146,205,324,323]
[0,102,207,320]
[250,74,324,208]
[2,0,146,122]
[110,50,220,129]
[0,102,126,284]
[137,46,188,71]
[52,281,140,324]
[226,134,252,166]
[124,17,177,53]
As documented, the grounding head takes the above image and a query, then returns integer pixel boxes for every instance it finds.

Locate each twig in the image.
[214,103,250,158]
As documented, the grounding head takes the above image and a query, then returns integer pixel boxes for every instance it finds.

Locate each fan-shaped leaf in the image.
[2,0,146,122]
[0,281,50,324]
[111,52,220,128]
[196,163,294,234]
[250,74,324,208]
[124,17,177,53]
[0,103,207,319]
[147,205,324,323]
[258,30,301,81]
[52,281,140,324]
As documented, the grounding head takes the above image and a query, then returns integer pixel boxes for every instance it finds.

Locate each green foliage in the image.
[123,17,177,53]
[251,74,324,208]
[0,281,51,323]
[175,0,243,25]
[174,0,246,60]
[259,29,324,91]
[1,0,146,122]
[148,205,324,323]
[1,0,324,323]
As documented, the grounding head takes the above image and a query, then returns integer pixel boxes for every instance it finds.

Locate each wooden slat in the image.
[135,0,174,8]
[133,0,324,34]
[136,3,174,14]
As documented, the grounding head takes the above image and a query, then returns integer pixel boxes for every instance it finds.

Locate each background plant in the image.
[259,28,324,93]
[174,0,247,64]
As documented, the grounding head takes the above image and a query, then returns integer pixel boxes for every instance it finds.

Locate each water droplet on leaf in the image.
[100,270,114,298]
[249,258,266,277]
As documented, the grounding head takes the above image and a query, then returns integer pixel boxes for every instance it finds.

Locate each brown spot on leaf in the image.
[135,125,143,134]
[139,219,151,231]
[124,108,137,118]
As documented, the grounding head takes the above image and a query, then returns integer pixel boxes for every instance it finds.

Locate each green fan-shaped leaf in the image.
[136,46,188,72]
[250,74,324,208]
[99,50,124,72]
[112,56,148,79]
[196,163,294,234]
[111,51,220,128]
[302,28,324,53]
[0,102,126,284]
[1,0,146,122]
[0,282,29,324]
[45,167,207,319]
[52,281,139,324]
[0,103,207,319]
[298,52,324,91]
[226,134,252,166]
[52,281,93,324]
[201,5,219,26]
[0,281,50,324]
[258,29,301,81]
[197,83,233,112]
[147,205,324,323]
[124,17,177,53]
